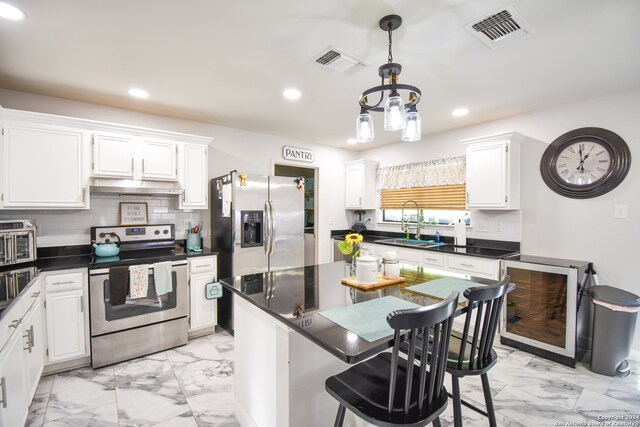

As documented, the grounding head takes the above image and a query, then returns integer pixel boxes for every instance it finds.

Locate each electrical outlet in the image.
[496,221,504,232]
[328,216,333,226]
[476,222,488,233]
[614,204,628,219]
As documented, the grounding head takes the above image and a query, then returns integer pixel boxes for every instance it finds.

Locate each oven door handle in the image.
[89,259,188,276]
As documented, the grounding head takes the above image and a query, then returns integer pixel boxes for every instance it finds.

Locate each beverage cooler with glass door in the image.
[501,255,591,367]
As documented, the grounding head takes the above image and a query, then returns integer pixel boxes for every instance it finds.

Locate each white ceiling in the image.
[1,0,639,150]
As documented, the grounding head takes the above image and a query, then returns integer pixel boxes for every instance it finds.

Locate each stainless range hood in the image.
[90,178,183,196]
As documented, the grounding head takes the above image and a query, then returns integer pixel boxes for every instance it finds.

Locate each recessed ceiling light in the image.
[0,2,26,20]
[452,108,469,117]
[347,138,358,145]
[283,88,301,100]
[128,88,149,99]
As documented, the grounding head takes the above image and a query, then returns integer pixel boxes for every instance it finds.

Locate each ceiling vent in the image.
[315,47,367,74]
[465,5,534,49]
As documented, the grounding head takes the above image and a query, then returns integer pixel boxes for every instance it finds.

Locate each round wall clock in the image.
[540,127,631,199]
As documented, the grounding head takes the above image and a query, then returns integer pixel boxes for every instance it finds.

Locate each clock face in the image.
[554,142,612,186]
[540,127,631,199]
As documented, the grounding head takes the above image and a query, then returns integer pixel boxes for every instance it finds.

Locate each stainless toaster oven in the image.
[0,220,37,267]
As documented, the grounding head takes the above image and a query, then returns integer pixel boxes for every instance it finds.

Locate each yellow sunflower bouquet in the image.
[337,233,364,258]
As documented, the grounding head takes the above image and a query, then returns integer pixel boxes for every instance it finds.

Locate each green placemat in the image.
[318,296,421,342]
[407,277,484,303]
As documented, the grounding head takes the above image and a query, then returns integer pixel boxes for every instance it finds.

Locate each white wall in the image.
[0,89,355,262]
[360,89,640,347]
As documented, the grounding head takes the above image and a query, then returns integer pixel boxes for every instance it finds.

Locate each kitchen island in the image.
[220,261,498,427]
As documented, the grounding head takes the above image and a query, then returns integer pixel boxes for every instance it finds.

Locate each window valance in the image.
[376,156,466,190]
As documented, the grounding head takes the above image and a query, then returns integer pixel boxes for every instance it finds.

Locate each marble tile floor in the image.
[27,332,640,427]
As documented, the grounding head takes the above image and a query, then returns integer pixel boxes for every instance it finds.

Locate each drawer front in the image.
[0,301,23,351]
[188,256,216,275]
[395,247,422,264]
[445,255,499,279]
[45,271,84,292]
[421,252,445,268]
[21,278,43,313]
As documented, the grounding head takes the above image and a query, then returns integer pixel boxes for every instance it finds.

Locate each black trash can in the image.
[589,285,640,376]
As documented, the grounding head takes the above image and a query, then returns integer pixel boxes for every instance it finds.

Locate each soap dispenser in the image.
[435,231,441,243]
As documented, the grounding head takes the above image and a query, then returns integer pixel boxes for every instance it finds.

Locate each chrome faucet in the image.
[401,200,421,240]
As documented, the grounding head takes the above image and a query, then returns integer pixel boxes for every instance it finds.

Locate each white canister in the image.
[355,254,379,285]
[382,259,400,279]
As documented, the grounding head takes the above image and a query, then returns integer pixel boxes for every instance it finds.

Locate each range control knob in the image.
[163,229,169,234]
[154,230,160,235]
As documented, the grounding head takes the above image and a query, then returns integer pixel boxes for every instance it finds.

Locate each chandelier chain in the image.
[388,28,393,63]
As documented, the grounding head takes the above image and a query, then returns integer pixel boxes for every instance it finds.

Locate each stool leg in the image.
[481,373,497,427]
[433,416,442,427]
[334,404,346,427]
[451,376,463,427]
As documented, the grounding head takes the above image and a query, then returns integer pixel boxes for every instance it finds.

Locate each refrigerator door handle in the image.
[269,202,276,256]
[264,201,271,255]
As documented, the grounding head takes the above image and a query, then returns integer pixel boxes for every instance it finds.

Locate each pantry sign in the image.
[282,146,314,163]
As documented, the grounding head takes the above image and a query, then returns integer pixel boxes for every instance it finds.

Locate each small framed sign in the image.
[119,202,149,225]
[282,145,314,163]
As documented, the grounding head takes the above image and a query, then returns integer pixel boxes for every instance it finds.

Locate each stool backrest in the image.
[386,291,459,415]
[454,275,511,371]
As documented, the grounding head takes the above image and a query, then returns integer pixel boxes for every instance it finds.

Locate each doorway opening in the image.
[274,163,317,266]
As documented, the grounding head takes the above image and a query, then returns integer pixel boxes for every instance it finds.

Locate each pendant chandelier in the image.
[356,15,422,143]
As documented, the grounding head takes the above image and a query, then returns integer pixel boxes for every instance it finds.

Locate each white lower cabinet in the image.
[188,256,217,334]
[445,254,500,280]
[0,327,29,427]
[0,281,44,427]
[22,300,44,400]
[44,270,89,364]
[45,290,86,363]
[361,242,501,280]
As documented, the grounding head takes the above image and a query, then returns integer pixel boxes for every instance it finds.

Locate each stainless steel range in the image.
[89,224,188,368]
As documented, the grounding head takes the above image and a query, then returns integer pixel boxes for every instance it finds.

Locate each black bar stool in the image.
[325,292,460,427]
[446,276,511,427]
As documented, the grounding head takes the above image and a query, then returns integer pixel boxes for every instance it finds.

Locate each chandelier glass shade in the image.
[402,108,421,142]
[356,15,422,143]
[356,111,374,143]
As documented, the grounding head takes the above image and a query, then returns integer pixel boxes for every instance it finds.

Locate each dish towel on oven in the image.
[129,264,149,298]
[153,261,173,296]
[109,266,130,306]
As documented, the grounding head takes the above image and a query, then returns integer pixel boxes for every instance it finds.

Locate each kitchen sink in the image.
[375,238,446,248]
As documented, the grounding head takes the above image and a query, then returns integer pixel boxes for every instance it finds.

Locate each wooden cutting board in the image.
[341,275,406,290]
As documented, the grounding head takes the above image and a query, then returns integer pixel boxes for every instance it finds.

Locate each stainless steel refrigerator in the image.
[211,172,304,332]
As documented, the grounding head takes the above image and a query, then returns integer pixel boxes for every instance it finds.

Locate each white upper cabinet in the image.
[0,108,211,210]
[345,159,378,210]
[462,131,523,210]
[1,122,89,209]
[179,143,208,209]
[92,132,135,178]
[142,139,178,181]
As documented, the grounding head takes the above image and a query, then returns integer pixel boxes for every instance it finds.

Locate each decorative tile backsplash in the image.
[0,195,203,247]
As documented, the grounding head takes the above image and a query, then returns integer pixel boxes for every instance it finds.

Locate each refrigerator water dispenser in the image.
[241,211,263,248]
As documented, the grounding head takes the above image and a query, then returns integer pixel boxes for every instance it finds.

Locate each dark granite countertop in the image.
[0,254,93,321]
[331,229,519,260]
[1,244,218,319]
[220,261,496,364]
[504,254,590,269]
